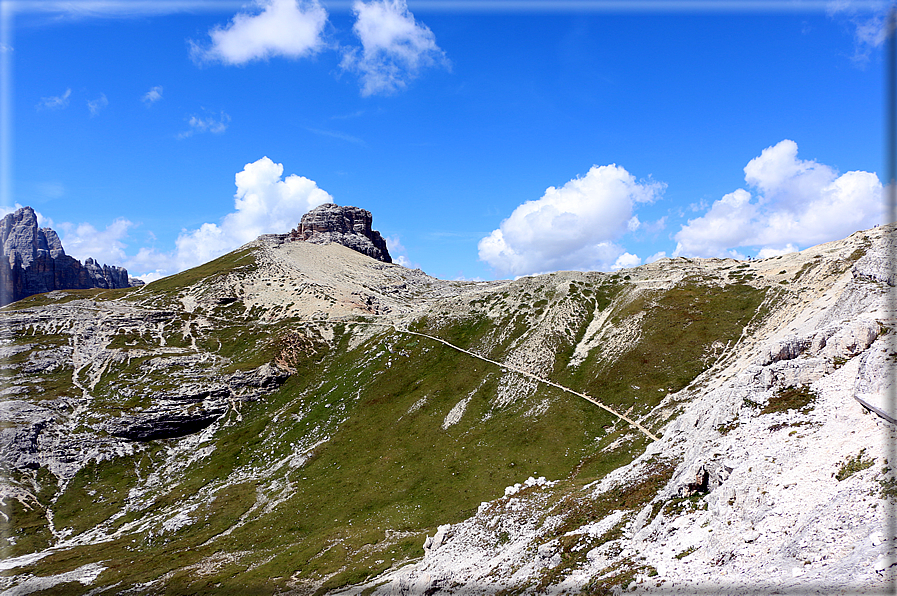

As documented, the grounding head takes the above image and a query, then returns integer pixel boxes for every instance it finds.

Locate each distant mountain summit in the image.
[0,206,138,306]
[290,203,392,263]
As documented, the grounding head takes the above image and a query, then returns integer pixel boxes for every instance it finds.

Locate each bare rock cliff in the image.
[290,203,392,263]
[0,206,134,306]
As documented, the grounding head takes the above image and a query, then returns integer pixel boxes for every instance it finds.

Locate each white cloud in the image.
[672,189,757,257]
[611,252,641,270]
[178,110,231,138]
[87,93,108,116]
[478,164,665,277]
[340,0,448,96]
[674,139,883,258]
[756,244,799,259]
[851,12,889,62]
[139,157,333,275]
[58,218,132,266]
[143,85,163,105]
[47,158,332,279]
[37,88,71,110]
[827,2,891,65]
[645,251,667,264]
[385,234,417,268]
[191,0,327,65]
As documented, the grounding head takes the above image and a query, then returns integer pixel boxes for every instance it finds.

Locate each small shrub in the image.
[742,397,762,409]
[878,476,897,500]
[717,421,739,435]
[760,385,817,415]
[835,448,875,481]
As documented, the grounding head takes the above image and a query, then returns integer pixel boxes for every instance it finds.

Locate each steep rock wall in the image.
[290,203,392,263]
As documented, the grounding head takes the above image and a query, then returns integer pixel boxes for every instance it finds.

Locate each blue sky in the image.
[1,0,891,281]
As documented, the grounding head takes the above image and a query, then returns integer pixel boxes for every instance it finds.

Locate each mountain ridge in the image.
[0,222,892,594]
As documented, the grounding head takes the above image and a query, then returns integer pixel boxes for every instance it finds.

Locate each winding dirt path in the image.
[327,320,661,442]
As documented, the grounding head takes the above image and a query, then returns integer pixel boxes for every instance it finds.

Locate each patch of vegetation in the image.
[662,494,706,517]
[878,476,897,500]
[196,321,277,372]
[558,282,767,423]
[106,327,160,351]
[792,259,820,282]
[845,237,872,264]
[1,287,136,310]
[742,397,761,409]
[717,420,739,435]
[0,467,57,557]
[144,247,256,297]
[579,559,658,595]
[27,366,77,401]
[760,385,817,415]
[53,456,142,535]
[835,448,875,481]
[556,459,678,537]
[675,545,698,560]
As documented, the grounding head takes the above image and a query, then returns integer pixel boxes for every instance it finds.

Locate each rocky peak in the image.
[0,206,64,269]
[0,206,135,306]
[290,203,392,263]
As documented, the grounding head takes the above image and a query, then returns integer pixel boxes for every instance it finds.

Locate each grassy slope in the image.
[0,251,771,594]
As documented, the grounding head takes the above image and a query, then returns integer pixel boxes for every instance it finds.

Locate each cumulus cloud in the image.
[191,0,327,65]
[58,218,132,266]
[37,88,71,110]
[178,110,231,139]
[756,244,799,259]
[49,158,331,280]
[478,164,665,277]
[340,0,447,96]
[143,86,163,105]
[611,252,641,271]
[674,139,882,258]
[131,157,333,277]
[87,93,108,116]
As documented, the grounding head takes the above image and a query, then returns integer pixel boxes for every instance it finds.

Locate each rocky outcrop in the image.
[290,203,392,263]
[0,206,135,306]
[105,363,289,442]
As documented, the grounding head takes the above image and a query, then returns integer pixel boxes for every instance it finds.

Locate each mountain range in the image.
[0,208,893,595]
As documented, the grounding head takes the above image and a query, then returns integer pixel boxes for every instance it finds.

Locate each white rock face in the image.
[342,225,897,594]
